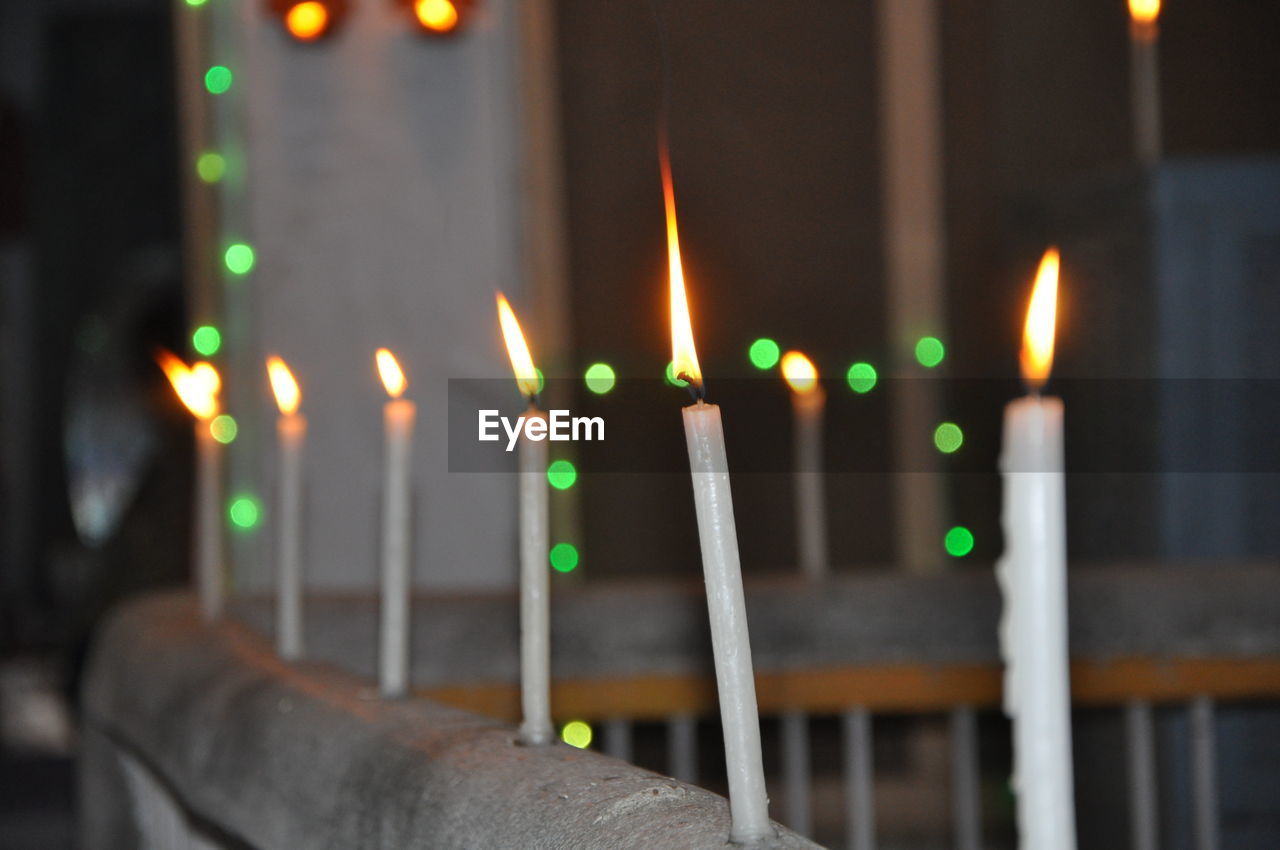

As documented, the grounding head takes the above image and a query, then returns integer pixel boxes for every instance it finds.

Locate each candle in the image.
[376,348,415,698]
[996,247,1077,850]
[1128,0,1162,166]
[663,149,771,843]
[156,350,223,620]
[780,351,828,579]
[496,293,554,746]
[267,356,306,660]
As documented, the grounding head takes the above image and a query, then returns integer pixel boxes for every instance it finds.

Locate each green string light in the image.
[228,495,261,529]
[945,526,975,557]
[664,361,689,388]
[915,336,945,368]
[584,363,616,394]
[204,65,233,95]
[224,243,255,275]
[547,459,577,491]
[196,152,226,184]
[209,414,238,445]
[192,325,221,356]
[748,338,780,370]
[846,362,877,394]
[549,542,579,573]
[561,720,592,748]
[934,422,964,454]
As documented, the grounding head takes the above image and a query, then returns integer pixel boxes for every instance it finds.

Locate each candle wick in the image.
[679,374,705,403]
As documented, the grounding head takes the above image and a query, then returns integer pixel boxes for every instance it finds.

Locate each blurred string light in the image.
[228,495,262,529]
[284,1,331,41]
[204,65,233,95]
[664,361,688,388]
[915,336,945,368]
[934,422,964,454]
[547,459,577,490]
[184,0,208,6]
[584,363,616,394]
[209,414,238,445]
[561,720,592,748]
[748,338,780,370]
[549,543,578,573]
[192,325,222,356]
[224,243,255,275]
[412,0,462,34]
[196,152,225,183]
[945,526,975,557]
[846,362,877,394]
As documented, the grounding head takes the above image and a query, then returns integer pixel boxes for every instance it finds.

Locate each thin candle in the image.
[376,348,415,698]
[663,148,771,843]
[781,351,829,579]
[496,292,554,746]
[996,247,1077,850]
[1128,0,1162,166]
[267,356,306,660]
[156,350,223,620]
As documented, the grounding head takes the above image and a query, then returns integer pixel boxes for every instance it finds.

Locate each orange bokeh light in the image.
[414,0,459,33]
[285,1,330,41]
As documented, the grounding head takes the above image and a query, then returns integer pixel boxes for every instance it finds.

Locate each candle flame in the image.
[1128,0,1160,25]
[780,351,820,395]
[156,349,219,420]
[376,348,407,398]
[414,0,459,33]
[1020,247,1060,390]
[662,147,702,392]
[285,1,330,41]
[496,292,540,400]
[266,356,301,415]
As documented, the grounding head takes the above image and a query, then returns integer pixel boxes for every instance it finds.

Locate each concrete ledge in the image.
[82,594,820,850]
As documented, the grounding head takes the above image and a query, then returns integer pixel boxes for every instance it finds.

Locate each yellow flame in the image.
[1128,0,1161,25]
[156,349,219,420]
[780,351,819,394]
[662,147,702,390]
[376,348,407,398]
[1020,247,1060,390]
[414,0,459,32]
[496,293,540,399]
[285,1,329,40]
[266,356,301,415]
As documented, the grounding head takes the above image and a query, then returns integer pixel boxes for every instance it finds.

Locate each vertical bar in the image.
[782,710,814,836]
[1189,696,1219,850]
[604,718,633,763]
[843,708,876,850]
[667,713,698,784]
[949,706,981,850]
[1126,699,1159,850]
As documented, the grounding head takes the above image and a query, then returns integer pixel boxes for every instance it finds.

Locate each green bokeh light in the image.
[664,361,689,388]
[915,336,945,368]
[204,65,233,95]
[184,0,208,6]
[196,151,226,183]
[945,526,975,557]
[561,720,592,749]
[210,414,238,445]
[547,459,577,490]
[934,422,964,454]
[846,362,878,394]
[584,363,616,394]
[534,367,546,395]
[228,495,261,529]
[549,542,579,573]
[192,325,222,356]
[748,338,780,370]
[224,243,255,275]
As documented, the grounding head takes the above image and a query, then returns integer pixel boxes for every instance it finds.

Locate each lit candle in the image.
[1129,0,1162,166]
[156,350,223,620]
[780,351,828,579]
[375,348,415,698]
[663,150,771,843]
[996,247,1077,850]
[267,356,306,660]
[496,293,554,746]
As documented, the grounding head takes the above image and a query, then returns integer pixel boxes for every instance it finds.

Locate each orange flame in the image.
[496,293,540,399]
[156,349,219,420]
[375,348,407,398]
[780,351,820,395]
[1128,0,1161,26]
[662,147,702,391]
[285,1,330,40]
[1020,248,1060,390]
[414,0,459,33]
[266,356,301,415]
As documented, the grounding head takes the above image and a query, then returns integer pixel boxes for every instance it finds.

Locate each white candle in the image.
[1129,0,1163,167]
[662,149,771,843]
[268,356,305,660]
[496,293,554,745]
[781,351,828,579]
[376,348,415,698]
[996,248,1077,850]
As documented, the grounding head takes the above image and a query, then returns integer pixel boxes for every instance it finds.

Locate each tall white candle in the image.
[662,149,771,843]
[376,348,415,698]
[781,351,828,579]
[497,293,554,745]
[1129,0,1163,167]
[996,248,1077,850]
[268,356,306,660]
